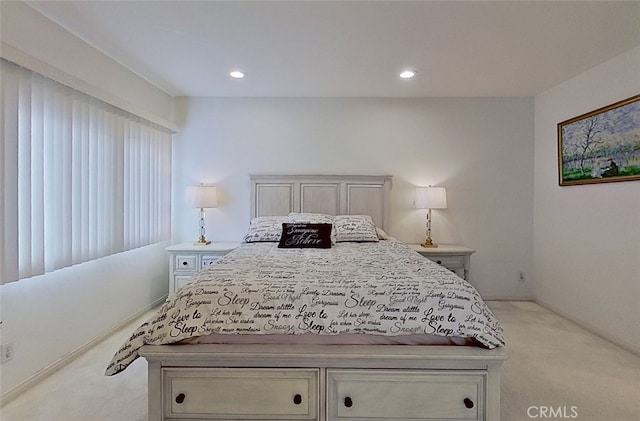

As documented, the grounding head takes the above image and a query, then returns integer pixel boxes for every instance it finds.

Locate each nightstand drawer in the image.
[175,275,196,290]
[174,255,198,271]
[429,255,465,270]
[201,255,221,269]
[408,244,475,281]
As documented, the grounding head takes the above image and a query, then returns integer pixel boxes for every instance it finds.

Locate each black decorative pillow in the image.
[278,223,333,249]
[288,212,337,244]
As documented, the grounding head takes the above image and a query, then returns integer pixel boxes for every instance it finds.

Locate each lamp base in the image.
[194,236,211,246]
[421,238,438,248]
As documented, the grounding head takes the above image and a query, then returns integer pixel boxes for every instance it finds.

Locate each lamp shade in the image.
[187,185,218,208]
[414,186,447,209]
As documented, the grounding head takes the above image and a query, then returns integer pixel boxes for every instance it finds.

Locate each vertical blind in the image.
[1,59,172,284]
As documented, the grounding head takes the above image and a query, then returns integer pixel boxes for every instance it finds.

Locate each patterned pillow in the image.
[334,215,379,242]
[288,213,337,244]
[242,216,288,242]
[278,223,333,249]
[375,226,389,240]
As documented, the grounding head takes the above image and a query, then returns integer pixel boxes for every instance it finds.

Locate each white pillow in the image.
[242,216,288,242]
[334,215,379,242]
[375,226,389,240]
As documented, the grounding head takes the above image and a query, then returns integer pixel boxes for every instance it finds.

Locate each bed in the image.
[107,174,507,421]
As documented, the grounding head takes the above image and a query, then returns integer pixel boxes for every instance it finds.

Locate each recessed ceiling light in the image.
[399,70,416,79]
[229,70,245,79]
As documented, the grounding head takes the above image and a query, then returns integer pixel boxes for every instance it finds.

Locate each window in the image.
[1,59,172,284]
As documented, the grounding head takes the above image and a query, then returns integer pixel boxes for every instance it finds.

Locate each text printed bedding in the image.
[106,240,504,375]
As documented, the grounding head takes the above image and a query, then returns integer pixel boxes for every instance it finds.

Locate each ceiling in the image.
[26,1,640,98]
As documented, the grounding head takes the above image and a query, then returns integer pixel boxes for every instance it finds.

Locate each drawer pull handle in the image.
[464,398,474,409]
[182,261,188,266]
[344,396,353,408]
[175,393,186,404]
[293,394,303,405]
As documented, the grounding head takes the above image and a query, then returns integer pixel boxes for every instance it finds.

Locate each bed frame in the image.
[140,174,507,421]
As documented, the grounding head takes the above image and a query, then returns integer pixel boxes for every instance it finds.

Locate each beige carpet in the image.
[1,301,639,420]
[491,301,640,421]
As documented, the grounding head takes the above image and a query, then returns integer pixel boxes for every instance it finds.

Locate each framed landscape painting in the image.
[558,94,640,186]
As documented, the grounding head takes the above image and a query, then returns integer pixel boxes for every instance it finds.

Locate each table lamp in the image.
[187,183,218,245]
[414,186,447,248]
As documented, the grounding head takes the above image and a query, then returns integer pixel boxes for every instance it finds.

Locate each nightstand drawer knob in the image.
[293,394,303,405]
[182,261,188,266]
[176,393,186,404]
[344,396,353,408]
[464,398,474,409]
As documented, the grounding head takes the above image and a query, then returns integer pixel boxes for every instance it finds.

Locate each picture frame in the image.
[558,94,640,186]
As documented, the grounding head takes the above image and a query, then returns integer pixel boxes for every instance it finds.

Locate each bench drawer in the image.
[327,369,484,420]
[164,368,318,420]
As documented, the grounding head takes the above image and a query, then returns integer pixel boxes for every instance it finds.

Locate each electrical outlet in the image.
[1,343,14,364]
[519,272,525,282]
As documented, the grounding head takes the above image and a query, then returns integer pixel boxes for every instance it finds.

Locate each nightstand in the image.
[408,244,475,281]
[166,242,240,294]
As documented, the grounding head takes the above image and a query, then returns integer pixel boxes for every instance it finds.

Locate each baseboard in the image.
[0,295,167,406]
[482,295,535,302]
[534,298,640,356]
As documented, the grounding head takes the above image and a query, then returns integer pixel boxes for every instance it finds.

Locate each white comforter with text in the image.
[106,240,504,375]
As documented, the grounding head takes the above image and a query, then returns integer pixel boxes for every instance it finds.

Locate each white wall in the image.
[172,96,535,300]
[0,2,173,399]
[0,244,168,396]
[533,45,640,353]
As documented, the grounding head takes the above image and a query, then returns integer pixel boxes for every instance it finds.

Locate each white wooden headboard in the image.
[250,174,392,231]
